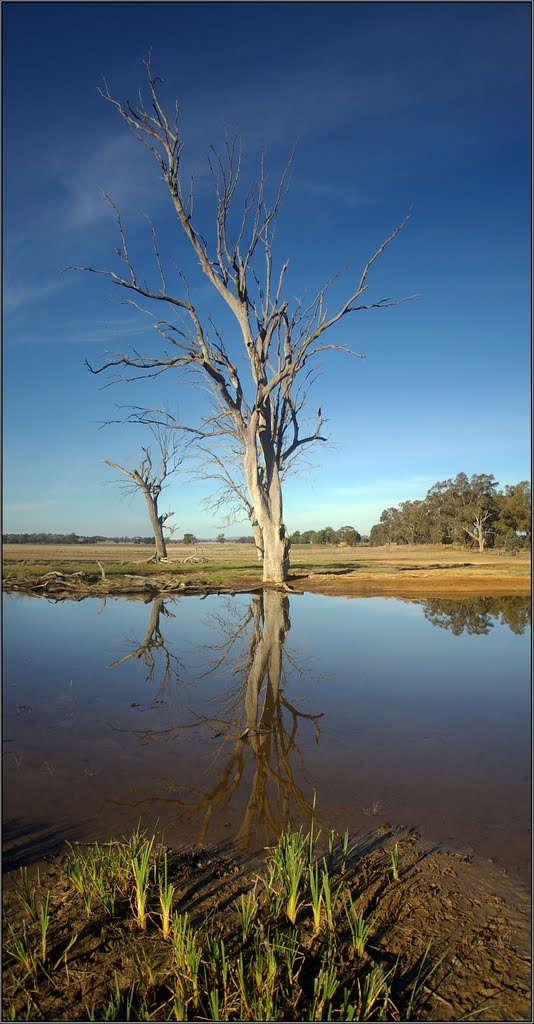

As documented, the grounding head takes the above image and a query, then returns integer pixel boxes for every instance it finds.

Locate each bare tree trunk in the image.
[142,487,168,560]
[260,519,291,584]
[463,515,487,553]
[244,445,290,583]
[261,478,291,584]
[102,428,182,563]
[250,517,264,562]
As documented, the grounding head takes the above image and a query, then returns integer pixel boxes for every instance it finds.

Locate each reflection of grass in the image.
[3,826,440,1021]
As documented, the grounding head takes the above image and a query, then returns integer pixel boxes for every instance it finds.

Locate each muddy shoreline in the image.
[3,567,531,602]
[2,821,531,1021]
[3,554,531,1019]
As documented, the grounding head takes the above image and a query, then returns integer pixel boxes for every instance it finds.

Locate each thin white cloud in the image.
[3,278,66,316]
[8,315,155,347]
[50,132,162,233]
[296,180,375,209]
[5,500,58,513]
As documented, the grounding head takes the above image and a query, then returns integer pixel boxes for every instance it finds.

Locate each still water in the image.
[3,591,531,877]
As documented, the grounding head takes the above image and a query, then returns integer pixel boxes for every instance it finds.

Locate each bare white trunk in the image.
[250,517,264,562]
[260,520,291,583]
[243,439,291,583]
[143,489,168,560]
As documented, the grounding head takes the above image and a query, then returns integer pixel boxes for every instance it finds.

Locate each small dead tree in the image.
[103,426,183,561]
[78,58,415,583]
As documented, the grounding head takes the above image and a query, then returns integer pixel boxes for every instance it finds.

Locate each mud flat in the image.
[2,542,530,599]
[2,822,530,1022]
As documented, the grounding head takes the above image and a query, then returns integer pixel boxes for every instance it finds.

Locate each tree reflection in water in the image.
[419,595,531,636]
[108,596,184,696]
[105,592,529,847]
[108,590,324,850]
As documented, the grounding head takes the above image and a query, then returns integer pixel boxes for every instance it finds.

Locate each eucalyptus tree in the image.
[495,481,531,545]
[79,58,414,583]
[103,425,183,560]
[426,472,499,552]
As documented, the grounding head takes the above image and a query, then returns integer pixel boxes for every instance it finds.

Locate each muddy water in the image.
[2,591,531,878]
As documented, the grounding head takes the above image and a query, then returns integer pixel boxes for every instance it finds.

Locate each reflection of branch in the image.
[110,591,326,849]
[184,590,326,848]
[108,597,184,694]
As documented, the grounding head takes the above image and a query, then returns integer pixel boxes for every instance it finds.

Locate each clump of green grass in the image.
[390,842,400,881]
[13,866,40,922]
[344,891,373,957]
[264,826,309,924]
[3,825,441,1022]
[131,834,154,930]
[158,851,176,940]
[6,921,38,977]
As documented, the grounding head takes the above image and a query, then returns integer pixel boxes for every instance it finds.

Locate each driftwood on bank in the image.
[1,567,263,600]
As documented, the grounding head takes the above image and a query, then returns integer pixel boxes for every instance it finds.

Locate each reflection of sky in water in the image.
[287,596,529,716]
[3,592,531,874]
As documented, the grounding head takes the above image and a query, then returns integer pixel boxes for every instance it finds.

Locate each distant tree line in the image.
[291,526,364,546]
[369,474,531,551]
[2,533,155,545]
[2,532,259,546]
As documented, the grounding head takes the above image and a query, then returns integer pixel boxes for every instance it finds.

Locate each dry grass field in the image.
[3,540,530,566]
[2,542,530,598]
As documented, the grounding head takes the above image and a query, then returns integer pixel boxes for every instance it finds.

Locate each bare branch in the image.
[80,60,415,582]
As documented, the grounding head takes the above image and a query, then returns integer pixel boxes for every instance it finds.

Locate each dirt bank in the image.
[291,568,531,599]
[2,543,530,600]
[2,823,530,1021]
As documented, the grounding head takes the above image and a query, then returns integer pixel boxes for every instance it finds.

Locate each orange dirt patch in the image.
[290,569,531,599]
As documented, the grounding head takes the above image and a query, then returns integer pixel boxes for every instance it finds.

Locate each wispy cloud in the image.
[296,180,375,209]
[5,500,58,513]
[3,278,66,317]
[50,133,160,233]
[8,315,155,347]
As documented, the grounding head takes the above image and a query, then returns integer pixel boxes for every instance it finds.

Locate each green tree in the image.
[313,527,336,544]
[495,481,531,546]
[335,525,361,546]
[426,473,499,551]
[369,522,389,546]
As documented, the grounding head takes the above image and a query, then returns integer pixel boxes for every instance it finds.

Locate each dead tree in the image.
[78,57,415,583]
[103,425,183,561]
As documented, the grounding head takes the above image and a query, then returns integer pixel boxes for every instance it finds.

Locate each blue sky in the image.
[3,1,531,539]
